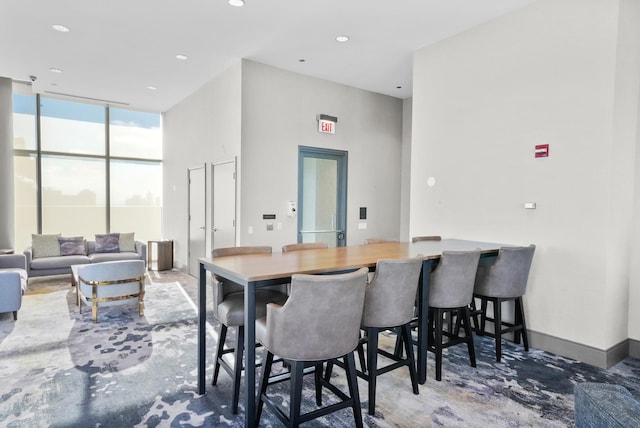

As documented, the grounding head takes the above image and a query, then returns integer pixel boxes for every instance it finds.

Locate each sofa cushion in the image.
[119,233,136,252]
[95,233,120,253]
[31,255,90,270]
[58,236,86,256]
[89,252,140,264]
[32,234,61,259]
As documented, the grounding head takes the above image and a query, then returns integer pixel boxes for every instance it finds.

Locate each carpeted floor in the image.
[1,270,639,427]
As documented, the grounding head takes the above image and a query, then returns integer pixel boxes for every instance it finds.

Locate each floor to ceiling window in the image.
[12,93,162,252]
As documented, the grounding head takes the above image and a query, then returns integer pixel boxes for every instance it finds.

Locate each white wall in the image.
[163,62,242,270]
[411,0,640,353]
[239,60,403,250]
[400,98,412,241]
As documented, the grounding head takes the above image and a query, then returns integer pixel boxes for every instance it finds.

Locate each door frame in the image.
[211,157,237,249]
[187,164,207,277]
[297,146,348,246]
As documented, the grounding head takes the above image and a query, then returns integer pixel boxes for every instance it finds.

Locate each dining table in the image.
[197,238,507,428]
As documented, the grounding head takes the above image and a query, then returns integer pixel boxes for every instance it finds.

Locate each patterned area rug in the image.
[1,275,639,427]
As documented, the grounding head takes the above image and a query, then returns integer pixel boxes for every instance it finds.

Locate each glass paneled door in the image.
[298,146,347,247]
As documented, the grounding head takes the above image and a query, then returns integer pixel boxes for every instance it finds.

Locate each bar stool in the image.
[472,245,536,362]
[356,256,422,415]
[210,246,288,414]
[255,268,369,427]
[428,250,481,381]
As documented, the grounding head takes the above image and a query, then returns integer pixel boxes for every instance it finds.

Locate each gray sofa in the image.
[24,240,146,278]
[574,382,640,427]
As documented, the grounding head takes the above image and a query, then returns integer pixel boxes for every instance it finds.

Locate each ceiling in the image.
[1,0,533,113]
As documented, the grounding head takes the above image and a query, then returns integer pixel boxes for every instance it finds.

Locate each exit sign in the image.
[318,119,335,134]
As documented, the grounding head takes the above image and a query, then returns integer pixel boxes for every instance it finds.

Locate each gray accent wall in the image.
[239,60,403,250]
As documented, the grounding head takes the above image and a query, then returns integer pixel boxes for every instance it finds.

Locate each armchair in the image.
[0,254,28,320]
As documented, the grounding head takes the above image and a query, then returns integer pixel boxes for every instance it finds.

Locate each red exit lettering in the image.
[318,119,335,134]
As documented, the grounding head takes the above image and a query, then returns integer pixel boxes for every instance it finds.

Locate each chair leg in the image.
[480,298,488,334]
[289,361,305,427]
[493,299,502,363]
[232,326,244,414]
[393,327,404,358]
[314,363,323,406]
[516,297,529,351]
[13,311,18,321]
[256,349,274,425]
[212,324,228,386]
[344,352,364,428]
[401,323,419,394]
[434,308,444,381]
[366,327,379,415]
[470,298,482,334]
[462,306,476,368]
[357,332,367,372]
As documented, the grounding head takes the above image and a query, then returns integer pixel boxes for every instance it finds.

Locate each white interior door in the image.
[188,165,206,277]
[212,159,236,249]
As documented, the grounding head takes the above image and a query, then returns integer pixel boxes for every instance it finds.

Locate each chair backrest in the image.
[259,267,369,361]
[282,242,328,253]
[429,250,481,308]
[412,235,442,243]
[474,245,536,298]
[77,260,146,302]
[211,246,273,309]
[361,256,423,328]
[363,239,398,245]
[78,260,146,282]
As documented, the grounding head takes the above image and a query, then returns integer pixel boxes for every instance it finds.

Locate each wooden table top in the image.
[199,239,507,284]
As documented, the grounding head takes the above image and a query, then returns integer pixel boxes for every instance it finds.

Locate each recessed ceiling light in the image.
[52,24,70,33]
[336,35,350,42]
[49,68,63,73]
[176,54,189,60]
[229,0,245,6]
[147,86,157,90]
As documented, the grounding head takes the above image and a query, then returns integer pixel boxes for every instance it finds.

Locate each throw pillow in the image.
[119,232,136,252]
[95,233,120,253]
[32,233,61,258]
[58,236,86,256]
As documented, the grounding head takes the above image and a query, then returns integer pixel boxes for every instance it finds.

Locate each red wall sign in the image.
[318,119,335,134]
[535,144,549,158]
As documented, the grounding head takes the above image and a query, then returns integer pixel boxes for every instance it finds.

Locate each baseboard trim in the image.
[528,330,629,369]
[629,339,640,359]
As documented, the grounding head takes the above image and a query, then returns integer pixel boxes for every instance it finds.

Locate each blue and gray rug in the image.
[1,273,639,427]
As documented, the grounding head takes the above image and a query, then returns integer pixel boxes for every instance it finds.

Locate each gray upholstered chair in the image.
[255,267,369,428]
[411,235,442,243]
[76,260,147,322]
[428,250,481,381]
[0,254,28,320]
[358,256,422,415]
[210,246,288,414]
[472,245,536,362]
[281,242,328,252]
